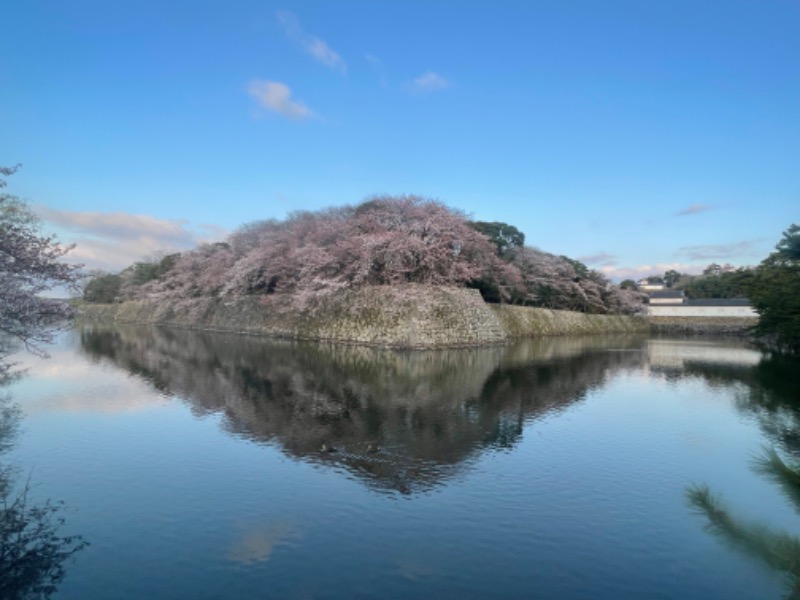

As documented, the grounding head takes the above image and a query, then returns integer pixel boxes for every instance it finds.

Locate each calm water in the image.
[3,325,800,599]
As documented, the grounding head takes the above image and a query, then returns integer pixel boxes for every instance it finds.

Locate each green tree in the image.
[83,272,122,304]
[128,252,181,286]
[561,256,589,279]
[774,224,800,262]
[750,224,800,352]
[619,279,637,290]
[468,221,525,258]
[663,269,681,288]
[682,269,755,299]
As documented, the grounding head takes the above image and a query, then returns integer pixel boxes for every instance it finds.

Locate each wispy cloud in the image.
[365,53,388,86]
[678,240,762,261]
[409,71,451,93]
[276,10,346,73]
[578,252,617,267]
[675,203,715,216]
[35,206,226,271]
[248,80,314,120]
[599,262,705,282]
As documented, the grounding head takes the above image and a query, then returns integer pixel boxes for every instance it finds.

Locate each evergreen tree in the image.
[750,225,800,352]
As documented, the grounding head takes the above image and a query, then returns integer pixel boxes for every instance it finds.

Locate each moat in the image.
[4,325,799,599]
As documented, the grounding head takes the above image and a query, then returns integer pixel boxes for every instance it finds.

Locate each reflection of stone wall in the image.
[78,325,648,494]
[79,285,648,348]
[645,338,761,369]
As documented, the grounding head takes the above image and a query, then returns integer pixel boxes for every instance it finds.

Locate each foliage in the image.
[0,480,89,600]
[750,224,800,352]
[468,221,525,258]
[1,166,82,357]
[82,272,122,304]
[112,196,521,303]
[703,262,737,276]
[680,268,755,299]
[774,225,800,262]
[0,166,87,597]
[128,252,181,286]
[82,195,645,314]
[507,247,646,314]
[0,392,87,599]
[663,269,681,288]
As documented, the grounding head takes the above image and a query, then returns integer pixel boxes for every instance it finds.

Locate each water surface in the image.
[4,326,800,599]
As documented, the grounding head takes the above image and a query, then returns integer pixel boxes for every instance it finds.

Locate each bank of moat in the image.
[78,285,649,348]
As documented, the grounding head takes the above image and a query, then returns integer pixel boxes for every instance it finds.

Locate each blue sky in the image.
[2,0,798,279]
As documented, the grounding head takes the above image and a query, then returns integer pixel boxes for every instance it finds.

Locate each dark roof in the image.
[649,290,684,298]
[684,298,752,307]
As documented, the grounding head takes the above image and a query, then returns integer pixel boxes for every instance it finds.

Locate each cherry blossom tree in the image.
[86,193,642,315]
[150,195,520,301]
[507,247,645,314]
[1,165,82,363]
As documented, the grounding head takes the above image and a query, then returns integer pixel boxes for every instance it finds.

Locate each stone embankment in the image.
[647,316,758,337]
[78,285,649,348]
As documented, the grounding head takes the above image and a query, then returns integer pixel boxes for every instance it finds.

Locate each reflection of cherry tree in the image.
[0,393,87,599]
[79,325,647,494]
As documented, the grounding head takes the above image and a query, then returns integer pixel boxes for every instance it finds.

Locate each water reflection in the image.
[226,521,301,565]
[688,448,800,600]
[670,346,800,598]
[647,340,800,456]
[78,325,648,494]
[0,385,88,599]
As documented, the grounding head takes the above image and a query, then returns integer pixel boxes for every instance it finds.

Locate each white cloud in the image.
[599,262,705,282]
[410,71,451,93]
[276,10,346,73]
[34,206,227,271]
[37,206,196,245]
[247,80,314,120]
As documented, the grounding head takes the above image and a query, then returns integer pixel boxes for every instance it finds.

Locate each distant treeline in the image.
[624,266,757,299]
[625,226,800,352]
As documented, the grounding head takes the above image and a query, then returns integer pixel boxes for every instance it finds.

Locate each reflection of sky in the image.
[4,328,797,599]
[7,333,171,416]
[227,521,300,565]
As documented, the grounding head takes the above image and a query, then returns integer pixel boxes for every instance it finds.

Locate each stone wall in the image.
[647,316,758,337]
[489,304,649,337]
[78,285,649,348]
[649,305,758,317]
